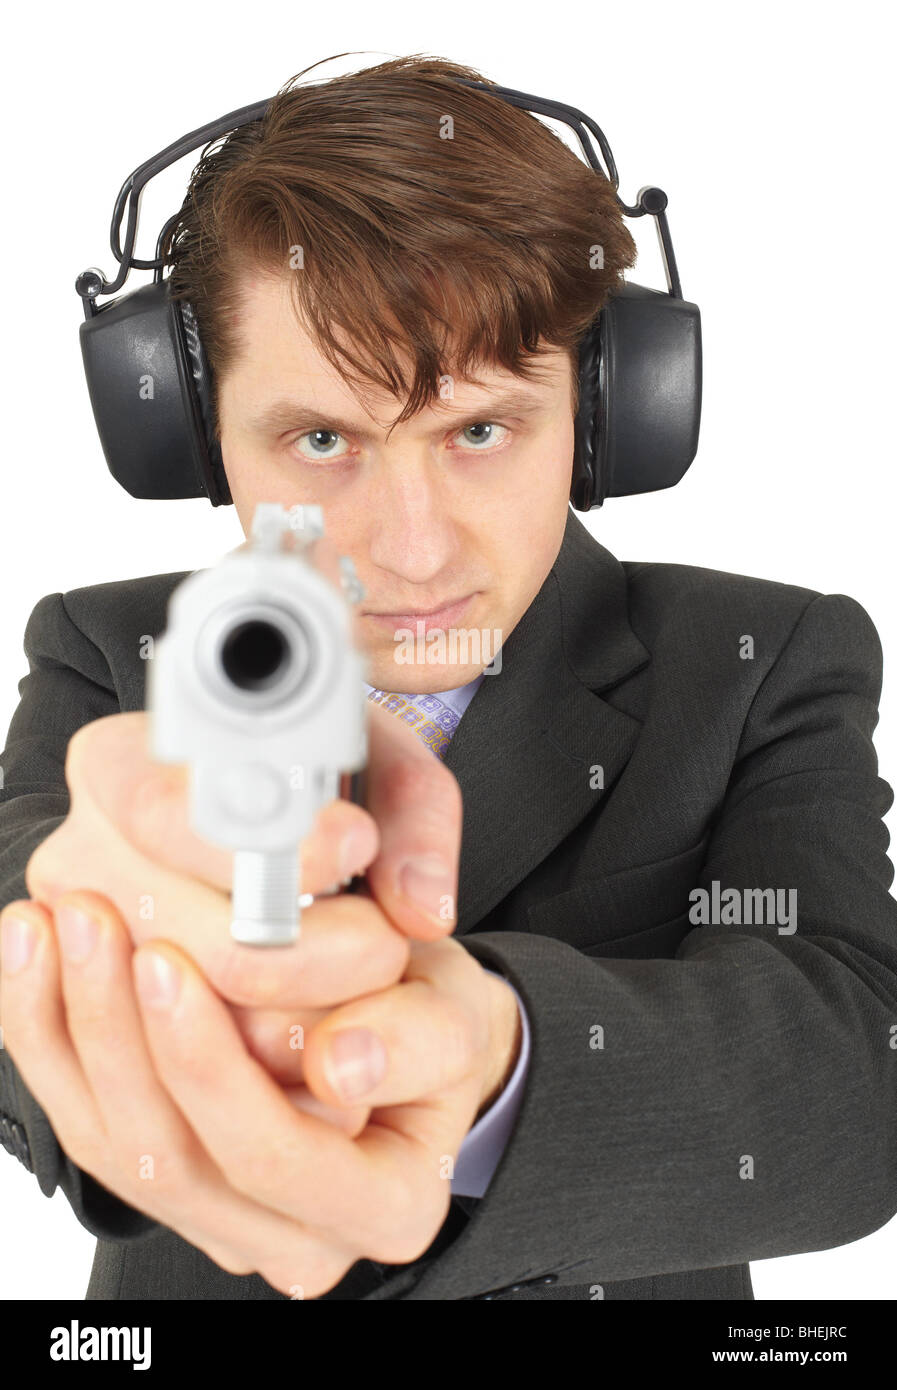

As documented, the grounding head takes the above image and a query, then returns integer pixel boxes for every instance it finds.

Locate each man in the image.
[2,55,897,1301]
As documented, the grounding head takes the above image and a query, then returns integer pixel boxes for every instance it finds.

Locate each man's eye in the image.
[292,429,350,461]
[456,423,509,450]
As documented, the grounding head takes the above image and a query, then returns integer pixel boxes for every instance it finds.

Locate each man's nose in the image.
[366,460,458,577]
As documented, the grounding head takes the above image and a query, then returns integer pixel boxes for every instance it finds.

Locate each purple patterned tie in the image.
[364,687,462,760]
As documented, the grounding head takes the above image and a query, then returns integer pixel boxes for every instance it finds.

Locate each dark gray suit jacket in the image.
[2,507,897,1300]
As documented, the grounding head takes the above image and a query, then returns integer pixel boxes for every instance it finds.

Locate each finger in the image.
[49,887,370,1129]
[0,897,249,1272]
[301,939,490,1110]
[29,806,410,1011]
[31,891,357,1288]
[43,692,463,953]
[201,888,413,1012]
[122,763,380,897]
[132,938,438,1263]
[52,889,204,1179]
[230,1001,324,1084]
[232,1001,378,1126]
[213,995,373,1125]
[0,899,112,1183]
[360,700,463,940]
[62,712,380,897]
[134,692,465,943]
[283,1085,370,1138]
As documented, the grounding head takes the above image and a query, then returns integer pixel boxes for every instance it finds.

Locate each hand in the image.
[22,700,473,1119]
[234,928,523,1121]
[21,700,460,1036]
[5,690,521,1283]
[0,887,519,1294]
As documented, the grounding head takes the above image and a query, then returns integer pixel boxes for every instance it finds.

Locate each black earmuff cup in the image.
[79,281,230,504]
[573,283,701,510]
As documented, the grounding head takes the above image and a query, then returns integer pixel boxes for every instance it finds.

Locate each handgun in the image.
[146,501,369,947]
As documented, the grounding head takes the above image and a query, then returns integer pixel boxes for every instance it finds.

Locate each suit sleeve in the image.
[449,591,897,1291]
[0,591,157,1241]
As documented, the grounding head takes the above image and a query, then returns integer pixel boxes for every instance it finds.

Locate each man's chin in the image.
[365,660,486,694]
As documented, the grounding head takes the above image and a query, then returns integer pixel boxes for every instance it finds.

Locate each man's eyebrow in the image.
[247,389,551,438]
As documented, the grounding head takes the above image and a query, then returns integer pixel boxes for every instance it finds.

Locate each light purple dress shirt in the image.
[362,673,532,1197]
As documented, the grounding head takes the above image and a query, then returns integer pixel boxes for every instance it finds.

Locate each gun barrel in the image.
[219,615,294,693]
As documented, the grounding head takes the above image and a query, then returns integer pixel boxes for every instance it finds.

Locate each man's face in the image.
[218,270,575,693]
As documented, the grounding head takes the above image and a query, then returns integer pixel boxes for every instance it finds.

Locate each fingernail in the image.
[339,825,374,881]
[1,915,37,975]
[325,1028,387,1101]
[397,855,455,922]
[135,950,181,1010]
[56,904,98,963]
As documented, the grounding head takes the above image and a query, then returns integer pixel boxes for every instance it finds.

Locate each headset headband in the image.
[74,76,701,510]
[75,80,681,313]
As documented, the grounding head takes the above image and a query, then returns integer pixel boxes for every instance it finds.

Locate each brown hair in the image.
[165,53,637,437]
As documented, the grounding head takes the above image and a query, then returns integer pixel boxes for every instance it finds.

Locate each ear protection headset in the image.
[75,79,701,510]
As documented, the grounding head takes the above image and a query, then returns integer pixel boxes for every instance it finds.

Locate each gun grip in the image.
[340,767,369,898]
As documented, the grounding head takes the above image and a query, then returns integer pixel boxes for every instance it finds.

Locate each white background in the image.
[1,0,895,1300]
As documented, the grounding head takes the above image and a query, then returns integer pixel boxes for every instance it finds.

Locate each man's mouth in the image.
[362,593,477,632]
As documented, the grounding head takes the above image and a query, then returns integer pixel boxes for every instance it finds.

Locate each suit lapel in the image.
[443,508,651,935]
